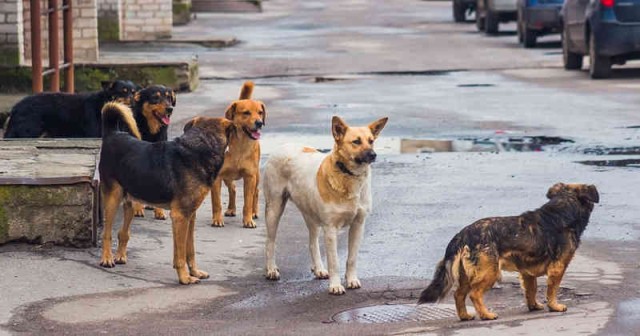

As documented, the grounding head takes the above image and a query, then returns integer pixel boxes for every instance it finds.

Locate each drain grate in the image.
[332,304,460,324]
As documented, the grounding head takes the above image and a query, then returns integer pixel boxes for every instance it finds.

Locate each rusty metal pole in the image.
[30,0,43,93]
[48,0,60,92]
[63,0,73,92]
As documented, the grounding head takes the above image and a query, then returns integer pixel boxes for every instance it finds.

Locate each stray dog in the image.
[418,183,599,321]
[211,81,265,228]
[4,80,138,138]
[99,102,233,284]
[130,85,177,220]
[263,116,388,295]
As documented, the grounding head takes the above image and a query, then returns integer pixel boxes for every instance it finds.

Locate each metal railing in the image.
[30,0,74,93]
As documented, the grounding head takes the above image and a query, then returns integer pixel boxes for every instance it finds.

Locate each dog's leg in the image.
[306,218,328,279]
[100,184,123,268]
[521,274,544,311]
[265,191,287,281]
[186,213,209,280]
[114,199,135,264]
[252,172,260,219]
[132,201,145,217]
[546,261,570,312]
[468,254,499,320]
[211,177,225,227]
[171,210,199,285]
[224,180,236,217]
[455,273,475,321]
[153,207,167,220]
[324,226,345,295]
[242,175,258,228]
[345,213,365,289]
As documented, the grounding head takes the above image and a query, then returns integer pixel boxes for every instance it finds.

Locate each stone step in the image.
[192,0,262,13]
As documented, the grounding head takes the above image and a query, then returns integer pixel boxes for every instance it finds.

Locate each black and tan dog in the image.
[418,183,599,321]
[211,81,265,228]
[4,80,138,138]
[99,102,233,284]
[130,85,177,220]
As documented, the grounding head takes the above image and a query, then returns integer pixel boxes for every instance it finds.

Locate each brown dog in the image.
[211,81,265,228]
[418,183,599,320]
[99,102,232,284]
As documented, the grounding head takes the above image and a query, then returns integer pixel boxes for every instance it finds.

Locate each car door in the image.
[570,0,589,53]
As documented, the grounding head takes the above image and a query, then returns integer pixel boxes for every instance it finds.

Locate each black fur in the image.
[419,184,598,304]
[132,85,176,142]
[4,80,138,138]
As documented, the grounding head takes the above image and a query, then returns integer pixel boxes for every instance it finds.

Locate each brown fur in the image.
[419,183,599,320]
[99,103,233,284]
[211,81,266,228]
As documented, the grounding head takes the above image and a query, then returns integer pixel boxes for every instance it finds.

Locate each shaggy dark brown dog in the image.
[418,183,599,321]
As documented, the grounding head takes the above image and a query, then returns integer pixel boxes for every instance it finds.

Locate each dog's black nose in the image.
[368,151,377,162]
[255,120,264,129]
[166,106,174,115]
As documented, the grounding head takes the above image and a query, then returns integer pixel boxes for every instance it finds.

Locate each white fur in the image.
[263,144,372,294]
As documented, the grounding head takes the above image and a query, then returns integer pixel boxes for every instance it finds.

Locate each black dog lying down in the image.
[419,183,599,321]
[4,80,138,138]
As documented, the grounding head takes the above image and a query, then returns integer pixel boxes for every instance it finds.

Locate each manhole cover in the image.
[332,304,461,324]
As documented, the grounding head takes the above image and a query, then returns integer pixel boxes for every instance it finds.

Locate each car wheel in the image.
[562,28,583,70]
[453,0,466,22]
[476,11,485,31]
[523,28,537,48]
[589,33,611,79]
[485,9,499,35]
[517,8,525,43]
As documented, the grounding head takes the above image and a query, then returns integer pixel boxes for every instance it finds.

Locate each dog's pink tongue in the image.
[161,116,171,125]
[251,130,261,140]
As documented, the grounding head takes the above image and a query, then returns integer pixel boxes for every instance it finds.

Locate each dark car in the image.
[517,0,563,48]
[562,0,640,78]
[453,0,476,22]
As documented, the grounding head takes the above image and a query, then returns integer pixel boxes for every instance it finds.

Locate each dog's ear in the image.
[579,185,600,203]
[184,117,201,132]
[368,117,389,139]
[260,102,267,125]
[546,183,565,199]
[332,116,348,142]
[170,91,177,107]
[101,81,114,91]
[225,102,237,120]
[222,118,236,140]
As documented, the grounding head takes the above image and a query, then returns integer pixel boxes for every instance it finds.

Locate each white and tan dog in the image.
[262,116,388,295]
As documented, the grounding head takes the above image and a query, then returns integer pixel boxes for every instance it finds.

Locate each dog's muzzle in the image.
[356,150,377,164]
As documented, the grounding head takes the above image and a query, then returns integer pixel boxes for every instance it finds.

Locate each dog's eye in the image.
[123,88,128,93]
[258,111,264,115]
[352,139,362,145]
[243,111,251,116]
[369,139,374,145]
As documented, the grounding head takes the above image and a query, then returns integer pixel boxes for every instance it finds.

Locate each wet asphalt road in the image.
[3,0,640,335]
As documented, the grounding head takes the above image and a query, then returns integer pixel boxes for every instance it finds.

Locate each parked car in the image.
[516,0,563,48]
[562,0,640,78]
[476,0,518,34]
[453,0,476,22]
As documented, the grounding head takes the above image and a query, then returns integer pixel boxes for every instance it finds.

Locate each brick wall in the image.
[22,0,98,66]
[121,0,172,40]
[0,0,24,65]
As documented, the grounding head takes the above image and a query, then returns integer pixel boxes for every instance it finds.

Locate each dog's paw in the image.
[99,255,115,268]
[346,278,361,289]
[479,312,498,320]
[243,219,257,229]
[114,254,127,265]
[548,303,567,312]
[458,313,475,321]
[179,276,201,285]
[329,284,346,295]
[528,302,544,311]
[190,269,209,279]
[133,208,145,217]
[224,209,236,217]
[266,268,280,280]
[212,218,225,227]
[153,208,167,220]
[312,268,329,279]
[252,213,259,219]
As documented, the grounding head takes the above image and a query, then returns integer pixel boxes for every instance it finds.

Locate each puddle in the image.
[577,159,640,168]
[617,298,640,328]
[400,136,573,154]
[457,84,495,88]
[581,146,640,155]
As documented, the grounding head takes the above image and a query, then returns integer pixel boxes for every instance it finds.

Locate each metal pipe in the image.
[63,0,73,93]
[48,0,60,92]
[30,0,43,93]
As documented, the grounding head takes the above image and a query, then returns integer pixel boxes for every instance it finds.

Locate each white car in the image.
[476,0,518,35]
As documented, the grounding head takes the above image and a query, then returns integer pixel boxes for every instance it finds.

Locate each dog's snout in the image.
[166,106,174,115]
[367,151,377,162]
[255,120,264,129]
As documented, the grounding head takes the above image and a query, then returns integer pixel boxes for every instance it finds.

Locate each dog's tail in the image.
[418,237,467,304]
[239,81,254,100]
[101,102,141,139]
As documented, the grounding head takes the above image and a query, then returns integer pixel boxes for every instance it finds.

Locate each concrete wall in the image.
[121,0,172,40]
[0,0,24,65]
[98,0,121,41]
